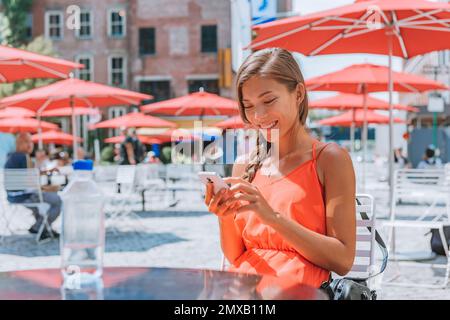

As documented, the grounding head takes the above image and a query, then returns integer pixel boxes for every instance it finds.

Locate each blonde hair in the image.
[236,48,309,182]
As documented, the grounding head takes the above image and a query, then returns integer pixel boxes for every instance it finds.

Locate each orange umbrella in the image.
[41,107,100,117]
[319,109,405,127]
[306,63,448,93]
[0,117,58,133]
[104,135,164,145]
[250,0,450,57]
[309,93,419,112]
[0,45,82,83]
[0,78,152,157]
[215,116,246,129]
[141,88,239,117]
[31,130,83,146]
[0,107,35,118]
[93,112,176,129]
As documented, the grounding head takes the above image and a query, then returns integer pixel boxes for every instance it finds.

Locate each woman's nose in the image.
[253,104,267,120]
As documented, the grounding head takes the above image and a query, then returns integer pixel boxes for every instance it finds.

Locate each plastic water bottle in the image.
[60,160,105,287]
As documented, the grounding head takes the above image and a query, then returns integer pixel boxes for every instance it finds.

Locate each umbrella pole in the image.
[37,112,43,150]
[350,109,355,154]
[71,96,78,161]
[388,34,395,219]
[362,87,368,193]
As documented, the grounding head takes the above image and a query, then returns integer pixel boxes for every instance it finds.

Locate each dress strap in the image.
[312,142,317,161]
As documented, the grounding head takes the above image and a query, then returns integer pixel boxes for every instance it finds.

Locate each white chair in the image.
[1,168,52,244]
[135,164,166,211]
[220,194,383,289]
[382,168,450,288]
[105,165,144,232]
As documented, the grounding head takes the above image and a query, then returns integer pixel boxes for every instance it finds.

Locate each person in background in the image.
[394,147,411,169]
[120,127,137,165]
[76,147,87,160]
[417,145,443,169]
[144,151,161,164]
[4,133,61,241]
[34,149,52,171]
[0,132,16,168]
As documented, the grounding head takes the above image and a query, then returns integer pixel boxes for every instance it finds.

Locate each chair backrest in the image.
[393,168,447,199]
[339,193,377,280]
[115,165,136,185]
[2,168,42,201]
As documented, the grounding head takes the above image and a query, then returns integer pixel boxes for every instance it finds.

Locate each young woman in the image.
[204,48,356,288]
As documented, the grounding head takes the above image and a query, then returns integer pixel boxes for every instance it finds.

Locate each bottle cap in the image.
[72,160,94,171]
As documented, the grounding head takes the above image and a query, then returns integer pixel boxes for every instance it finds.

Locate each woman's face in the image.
[241,76,304,142]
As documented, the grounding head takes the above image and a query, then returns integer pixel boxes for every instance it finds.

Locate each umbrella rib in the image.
[309,10,373,56]
[37,98,54,114]
[24,60,69,79]
[397,82,420,93]
[114,95,140,105]
[398,9,444,24]
[392,11,409,59]
[342,27,376,39]
[249,16,333,49]
[0,72,6,82]
[78,97,94,108]
[402,25,450,32]
[400,19,450,27]
[412,9,450,28]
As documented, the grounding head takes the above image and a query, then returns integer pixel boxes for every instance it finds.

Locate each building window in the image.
[108,8,126,38]
[139,28,156,55]
[108,56,126,87]
[25,13,33,40]
[140,81,170,103]
[75,55,93,81]
[201,25,217,53]
[188,79,219,94]
[76,10,92,39]
[45,11,63,40]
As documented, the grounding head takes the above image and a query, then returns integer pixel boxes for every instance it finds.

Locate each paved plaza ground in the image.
[1,163,450,300]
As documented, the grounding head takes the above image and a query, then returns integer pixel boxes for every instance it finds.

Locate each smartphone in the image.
[198,171,230,194]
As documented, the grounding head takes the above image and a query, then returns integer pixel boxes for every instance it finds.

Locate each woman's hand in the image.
[204,181,240,218]
[223,177,278,226]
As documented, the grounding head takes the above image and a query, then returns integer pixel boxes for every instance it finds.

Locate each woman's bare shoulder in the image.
[317,142,354,174]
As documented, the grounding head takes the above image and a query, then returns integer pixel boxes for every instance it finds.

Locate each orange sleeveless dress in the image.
[228,143,330,288]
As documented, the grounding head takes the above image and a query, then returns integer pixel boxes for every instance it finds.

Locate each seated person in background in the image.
[4,133,61,241]
[417,145,443,169]
[394,147,411,169]
[143,151,161,164]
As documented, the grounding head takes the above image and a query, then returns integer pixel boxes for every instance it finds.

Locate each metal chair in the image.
[1,168,52,244]
[382,168,450,288]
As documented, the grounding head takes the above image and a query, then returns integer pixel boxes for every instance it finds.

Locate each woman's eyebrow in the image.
[242,91,273,102]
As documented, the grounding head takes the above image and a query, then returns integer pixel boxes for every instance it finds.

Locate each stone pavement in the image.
[1,163,450,300]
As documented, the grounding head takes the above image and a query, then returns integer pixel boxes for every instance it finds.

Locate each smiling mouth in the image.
[258,120,278,129]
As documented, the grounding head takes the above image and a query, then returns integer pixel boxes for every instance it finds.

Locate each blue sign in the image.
[251,0,277,25]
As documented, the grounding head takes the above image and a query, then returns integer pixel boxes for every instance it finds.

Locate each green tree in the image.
[0,36,58,98]
[1,0,33,47]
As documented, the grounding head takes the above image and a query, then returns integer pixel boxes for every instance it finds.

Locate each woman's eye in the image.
[243,104,254,109]
[264,98,277,105]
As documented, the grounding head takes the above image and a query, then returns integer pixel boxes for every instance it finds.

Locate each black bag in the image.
[320,198,388,300]
[430,226,450,256]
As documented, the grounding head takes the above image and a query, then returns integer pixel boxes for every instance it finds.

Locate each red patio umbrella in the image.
[309,93,419,112]
[249,0,450,203]
[141,88,239,117]
[306,63,448,93]
[94,111,176,129]
[41,107,100,117]
[0,78,152,158]
[0,107,35,118]
[215,116,246,129]
[319,109,405,127]
[104,135,164,145]
[0,117,58,133]
[31,130,83,146]
[0,45,83,83]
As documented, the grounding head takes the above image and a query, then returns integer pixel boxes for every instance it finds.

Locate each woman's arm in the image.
[216,163,247,265]
[266,144,356,275]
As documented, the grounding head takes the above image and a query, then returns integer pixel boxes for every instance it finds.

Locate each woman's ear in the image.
[296,83,306,105]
